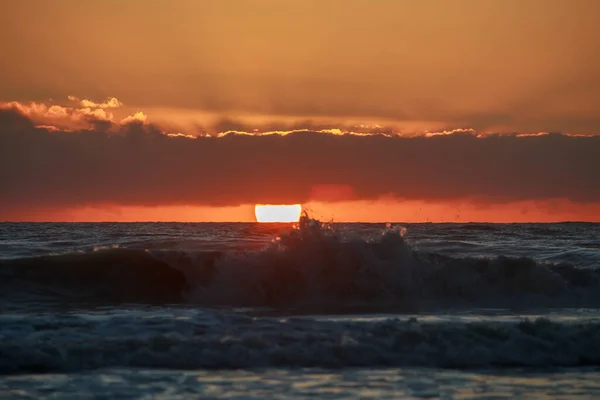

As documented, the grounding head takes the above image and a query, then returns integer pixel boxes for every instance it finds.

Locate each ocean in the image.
[1,218,600,399]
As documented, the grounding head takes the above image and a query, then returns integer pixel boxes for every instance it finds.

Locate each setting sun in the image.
[254,204,302,223]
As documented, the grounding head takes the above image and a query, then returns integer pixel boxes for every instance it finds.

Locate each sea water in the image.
[1,219,600,398]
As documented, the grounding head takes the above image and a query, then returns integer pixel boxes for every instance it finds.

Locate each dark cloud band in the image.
[1,108,599,215]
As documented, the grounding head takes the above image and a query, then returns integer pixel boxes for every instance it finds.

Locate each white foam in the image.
[149,217,600,310]
[1,310,600,373]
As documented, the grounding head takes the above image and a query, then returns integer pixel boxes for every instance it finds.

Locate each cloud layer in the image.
[0,96,147,133]
[1,105,598,219]
[2,1,600,135]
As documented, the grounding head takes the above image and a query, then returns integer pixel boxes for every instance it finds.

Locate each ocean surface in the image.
[1,218,600,399]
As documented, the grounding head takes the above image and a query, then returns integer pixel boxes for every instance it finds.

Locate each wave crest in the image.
[2,313,600,373]
[2,216,599,309]
[171,216,600,309]
[0,249,187,304]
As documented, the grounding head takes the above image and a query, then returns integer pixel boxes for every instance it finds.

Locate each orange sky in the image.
[1,0,599,222]
[12,200,600,223]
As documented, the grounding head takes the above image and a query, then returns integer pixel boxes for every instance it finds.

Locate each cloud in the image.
[3,1,600,138]
[0,99,469,138]
[68,96,123,109]
[205,118,404,137]
[1,99,115,131]
[120,112,147,125]
[1,107,599,218]
[0,97,147,133]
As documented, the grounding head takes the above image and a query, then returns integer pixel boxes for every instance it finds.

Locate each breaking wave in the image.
[2,312,600,373]
[1,216,599,310]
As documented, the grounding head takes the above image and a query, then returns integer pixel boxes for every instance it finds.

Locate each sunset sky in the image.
[1,0,599,222]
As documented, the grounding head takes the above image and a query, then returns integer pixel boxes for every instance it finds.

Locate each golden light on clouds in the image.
[1,0,599,134]
[1,1,600,222]
[254,204,302,223]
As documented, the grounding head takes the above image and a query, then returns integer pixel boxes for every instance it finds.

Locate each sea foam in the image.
[1,216,599,310]
[1,311,600,373]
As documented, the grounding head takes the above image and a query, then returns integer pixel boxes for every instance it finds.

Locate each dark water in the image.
[1,219,600,398]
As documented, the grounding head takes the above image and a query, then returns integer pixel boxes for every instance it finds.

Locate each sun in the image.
[254,204,302,223]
